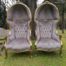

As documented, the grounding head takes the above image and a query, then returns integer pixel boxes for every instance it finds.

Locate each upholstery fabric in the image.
[14,22,28,39]
[39,22,52,38]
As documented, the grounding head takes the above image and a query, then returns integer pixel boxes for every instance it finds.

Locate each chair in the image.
[5,2,32,53]
[34,1,63,54]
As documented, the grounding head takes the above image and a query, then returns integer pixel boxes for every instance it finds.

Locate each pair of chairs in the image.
[0,1,63,57]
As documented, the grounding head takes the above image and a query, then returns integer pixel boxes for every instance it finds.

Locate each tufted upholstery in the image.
[14,21,28,39]
[39,22,52,39]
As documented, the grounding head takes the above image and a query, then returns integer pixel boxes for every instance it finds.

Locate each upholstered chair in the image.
[34,1,63,54]
[5,2,32,53]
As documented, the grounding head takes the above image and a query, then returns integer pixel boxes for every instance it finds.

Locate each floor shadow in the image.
[11,52,30,58]
[6,50,63,59]
[33,51,62,58]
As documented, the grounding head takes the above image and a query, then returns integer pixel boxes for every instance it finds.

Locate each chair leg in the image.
[29,50,32,58]
[35,45,37,49]
[59,45,63,55]
[1,46,7,59]
[29,46,32,58]
[4,47,8,59]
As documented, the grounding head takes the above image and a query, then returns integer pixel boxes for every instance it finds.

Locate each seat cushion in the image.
[5,38,30,50]
[36,38,61,50]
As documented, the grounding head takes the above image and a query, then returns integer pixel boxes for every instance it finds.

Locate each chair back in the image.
[7,2,32,40]
[34,1,60,40]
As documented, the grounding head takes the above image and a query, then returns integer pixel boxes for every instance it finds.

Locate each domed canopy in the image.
[7,2,32,23]
[34,1,60,23]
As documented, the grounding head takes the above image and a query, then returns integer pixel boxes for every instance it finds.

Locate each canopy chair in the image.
[5,2,32,53]
[34,1,63,54]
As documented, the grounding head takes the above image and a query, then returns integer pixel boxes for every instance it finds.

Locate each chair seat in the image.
[36,38,61,51]
[5,38,30,50]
